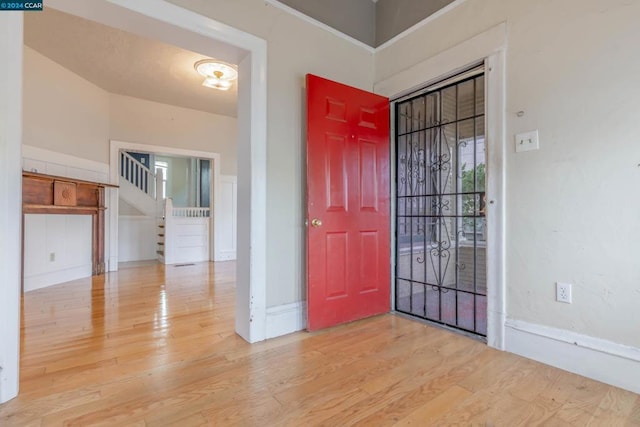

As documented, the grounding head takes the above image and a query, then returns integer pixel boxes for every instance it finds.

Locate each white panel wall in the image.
[164,218,209,264]
[118,216,158,262]
[23,215,92,292]
[217,175,237,261]
[22,146,110,290]
[22,146,109,183]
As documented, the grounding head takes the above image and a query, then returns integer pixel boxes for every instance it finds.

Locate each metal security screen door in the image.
[395,68,487,337]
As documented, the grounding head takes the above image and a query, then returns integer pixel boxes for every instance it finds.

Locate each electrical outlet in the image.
[49,252,55,262]
[556,282,572,304]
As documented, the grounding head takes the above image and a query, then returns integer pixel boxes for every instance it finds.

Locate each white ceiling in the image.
[24,8,238,117]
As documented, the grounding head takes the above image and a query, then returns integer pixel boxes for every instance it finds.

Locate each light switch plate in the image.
[515,130,539,152]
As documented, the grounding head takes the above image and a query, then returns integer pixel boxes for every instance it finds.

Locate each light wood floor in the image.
[1,262,638,426]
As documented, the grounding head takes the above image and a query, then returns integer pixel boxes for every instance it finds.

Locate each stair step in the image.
[158,233,165,237]
[158,225,165,228]
[158,242,164,246]
[156,250,164,256]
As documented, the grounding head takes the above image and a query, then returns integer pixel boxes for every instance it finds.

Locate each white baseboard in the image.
[215,250,237,261]
[108,256,118,272]
[265,301,307,339]
[24,264,92,292]
[505,319,640,394]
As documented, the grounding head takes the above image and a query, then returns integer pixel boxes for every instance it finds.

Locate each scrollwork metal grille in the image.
[395,71,487,337]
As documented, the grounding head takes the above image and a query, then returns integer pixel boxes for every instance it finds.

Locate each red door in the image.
[306,74,390,331]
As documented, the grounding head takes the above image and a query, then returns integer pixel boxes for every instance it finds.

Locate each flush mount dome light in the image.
[194,59,237,91]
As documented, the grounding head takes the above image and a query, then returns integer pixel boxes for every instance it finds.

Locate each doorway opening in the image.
[117,148,230,267]
[394,66,487,337]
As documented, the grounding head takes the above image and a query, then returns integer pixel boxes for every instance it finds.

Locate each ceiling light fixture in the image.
[194,59,237,91]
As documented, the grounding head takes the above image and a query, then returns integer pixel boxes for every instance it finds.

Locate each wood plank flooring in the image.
[1,261,638,426]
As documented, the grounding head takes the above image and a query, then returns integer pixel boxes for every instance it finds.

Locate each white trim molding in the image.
[376,22,507,350]
[266,302,307,339]
[109,139,223,267]
[506,319,640,394]
[22,145,110,176]
[24,265,93,293]
[216,175,237,261]
[374,22,507,100]
[0,12,23,404]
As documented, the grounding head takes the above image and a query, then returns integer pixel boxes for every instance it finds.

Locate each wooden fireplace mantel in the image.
[22,171,118,276]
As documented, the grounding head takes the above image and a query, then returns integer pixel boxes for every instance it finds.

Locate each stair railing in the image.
[171,207,211,218]
[120,151,156,198]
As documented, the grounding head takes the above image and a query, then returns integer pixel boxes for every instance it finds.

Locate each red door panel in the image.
[306,74,390,331]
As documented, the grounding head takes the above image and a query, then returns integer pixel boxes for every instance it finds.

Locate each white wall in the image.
[109,94,238,175]
[24,47,238,174]
[23,46,110,163]
[376,0,640,351]
[167,0,376,307]
[164,215,209,264]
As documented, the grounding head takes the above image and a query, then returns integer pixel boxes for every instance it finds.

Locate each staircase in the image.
[118,150,210,265]
[157,220,165,262]
[119,152,159,216]
[119,151,165,262]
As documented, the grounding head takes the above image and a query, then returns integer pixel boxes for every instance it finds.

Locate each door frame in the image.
[376,23,507,349]
[49,0,268,345]
[0,0,268,403]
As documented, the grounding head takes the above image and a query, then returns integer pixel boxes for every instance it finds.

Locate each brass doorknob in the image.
[311,218,322,227]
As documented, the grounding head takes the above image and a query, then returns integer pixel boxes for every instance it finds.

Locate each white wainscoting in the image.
[23,214,93,292]
[505,319,640,394]
[265,301,307,339]
[165,217,209,264]
[23,145,109,182]
[118,216,158,262]
[22,146,110,290]
[216,175,237,261]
